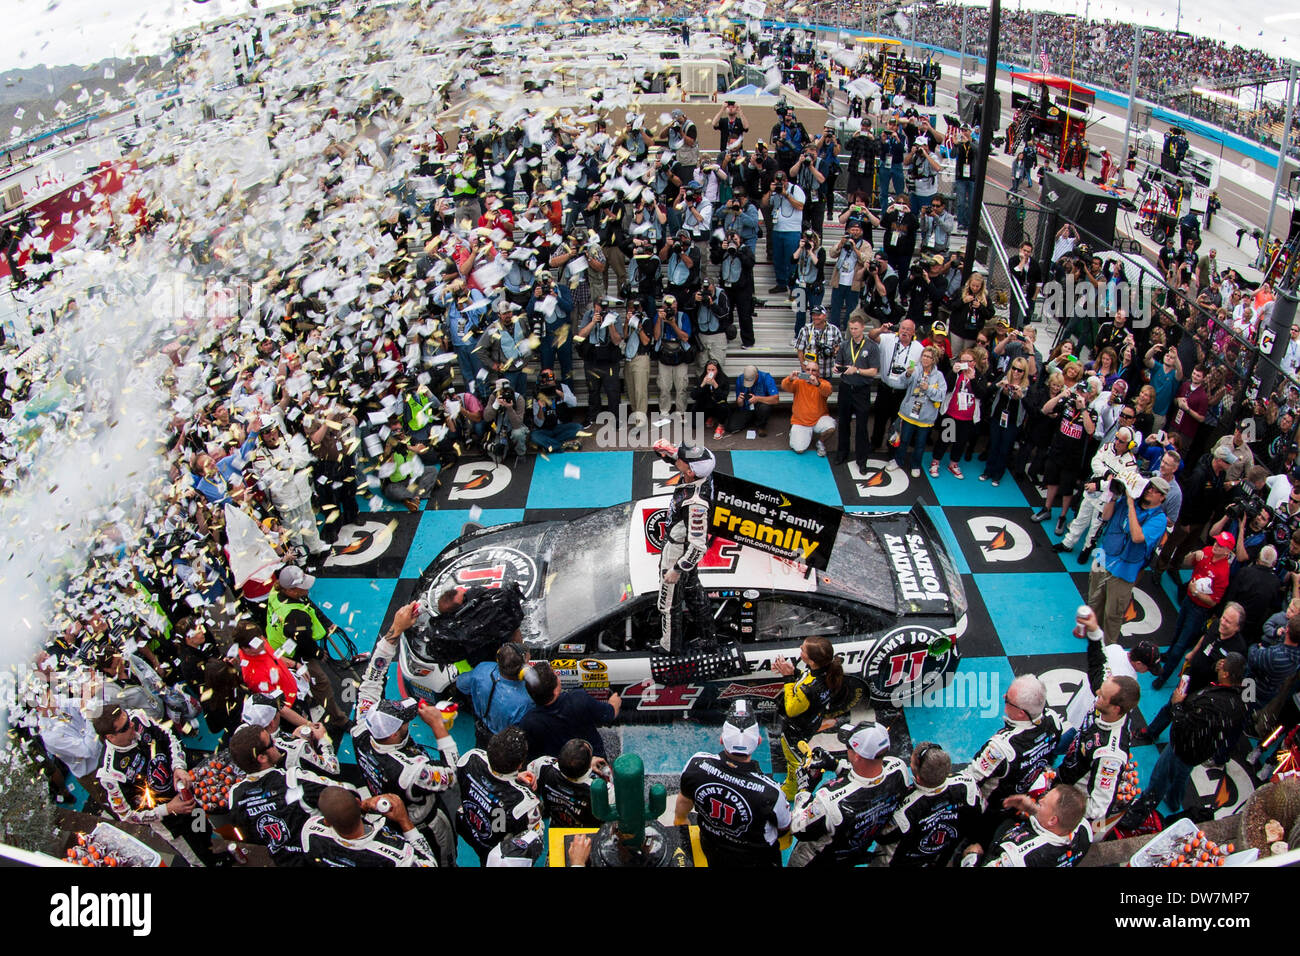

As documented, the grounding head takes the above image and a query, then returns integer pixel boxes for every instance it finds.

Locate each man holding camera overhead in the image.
[763,170,806,295]
[1087,474,1170,646]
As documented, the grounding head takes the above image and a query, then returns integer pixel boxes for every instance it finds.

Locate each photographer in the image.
[877,115,907,211]
[792,230,827,337]
[528,271,574,390]
[828,221,868,330]
[773,637,845,800]
[1053,427,1139,561]
[577,298,625,428]
[930,349,988,480]
[711,99,750,153]
[881,193,920,277]
[728,365,780,436]
[771,106,810,175]
[1030,372,1099,537]
[791,146,826,235]
[861,250,901,325]
[948,273,994,352]
[626,233,663,317]
[483,378,529,459]
[868,318,924,451]
[1087,476,1170,646]
[742,140,778,237]
[654,297,693,418]
[720,189,761,256]
[1209,496,1275,571]
[763,171,806,294]
[782,354,837,456]
[905,131,943,217]
[476,302,531,396]
[842,124,879,211]
[529,369,582,453]
[1155,445,1235,580]
[693,360,732,440]
[379,419,440,512]
[659,228,700,307]
[919,196,957,256]
[719,229,757,348]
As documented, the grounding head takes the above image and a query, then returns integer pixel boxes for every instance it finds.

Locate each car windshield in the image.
[821,517,897,614]
[542,503,634,639]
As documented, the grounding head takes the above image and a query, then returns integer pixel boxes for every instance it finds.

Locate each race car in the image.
[395,498,967,721]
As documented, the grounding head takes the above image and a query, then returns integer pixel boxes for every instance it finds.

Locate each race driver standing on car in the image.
[675,701,790,866]
[653,439,718,654]
[787,722,911,866]
[352,601,460,867]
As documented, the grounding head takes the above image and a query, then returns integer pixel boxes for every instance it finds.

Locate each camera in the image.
[1226,492,1264,523]
[1108,475,1128,497]
[497,383,515,405]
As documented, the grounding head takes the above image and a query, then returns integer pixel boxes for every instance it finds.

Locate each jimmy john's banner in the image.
[710,474,842,570]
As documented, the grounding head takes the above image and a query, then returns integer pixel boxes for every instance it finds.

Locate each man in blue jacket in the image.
[457,642,535,750]
[727,364,780,436]
[1087,476,1170,646]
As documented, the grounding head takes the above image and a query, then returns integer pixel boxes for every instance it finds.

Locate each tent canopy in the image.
[1010,72,1096,98]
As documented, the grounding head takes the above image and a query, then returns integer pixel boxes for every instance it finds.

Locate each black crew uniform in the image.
[454,748,543,865]
[966,712,1064,843]
[679,750,791,867]
[788,757,912,866]
[885,774,983,868]
[300,816,437,866]
[528,755,600,828]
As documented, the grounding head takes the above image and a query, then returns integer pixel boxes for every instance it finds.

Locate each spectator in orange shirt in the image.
[781,354,837,456]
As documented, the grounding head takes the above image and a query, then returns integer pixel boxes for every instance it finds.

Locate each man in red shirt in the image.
[477,192,515,238]
[1169,365,1209,450]
[234,620,302,707]
[1153,530,1235,689]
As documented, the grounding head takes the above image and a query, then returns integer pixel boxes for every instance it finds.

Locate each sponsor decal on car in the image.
[717,681,787,700]
[622,679,706,711]
[882,532,946,604]
[862,625,953,702]
[436,545,539,597]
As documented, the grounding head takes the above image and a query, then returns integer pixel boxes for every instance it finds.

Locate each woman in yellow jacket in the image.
[774,636,845,800]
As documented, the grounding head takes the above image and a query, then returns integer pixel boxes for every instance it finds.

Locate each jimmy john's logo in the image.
[643,507,669,552]
[447,461,513,501]
[882,532,946,603]
[966,516,1033,563]
[324,519,396,568]
[863,625,953,704]
[436,546,538,597]
[846,459,909,498]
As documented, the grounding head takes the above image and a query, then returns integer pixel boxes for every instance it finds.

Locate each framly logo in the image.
[592,407,708,448]
[50,887,152,936]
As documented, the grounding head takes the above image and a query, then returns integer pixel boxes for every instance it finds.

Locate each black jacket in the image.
[1170,683,1246,765]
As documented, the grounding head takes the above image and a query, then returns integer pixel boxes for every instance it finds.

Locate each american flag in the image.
[1039,51,1050,73]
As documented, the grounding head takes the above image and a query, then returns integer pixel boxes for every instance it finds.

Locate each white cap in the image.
[847,723,890,759]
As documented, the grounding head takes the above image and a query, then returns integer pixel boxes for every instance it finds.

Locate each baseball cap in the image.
[845,722,890,759]
[240,690,285,728]
[810,305,827,316]
[278,566,316,591]
[930,320,948,337]
[1130,642,1161,669]
[365,698,420,739]
[720,700,762,756]
[1148,476,1171,494]
[1213,446,1238,464]
[1214,531,1237,549]
[742,365,758,386]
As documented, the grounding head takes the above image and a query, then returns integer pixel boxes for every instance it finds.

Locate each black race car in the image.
[395,496,967,722]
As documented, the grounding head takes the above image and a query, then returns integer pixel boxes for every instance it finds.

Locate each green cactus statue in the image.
[588,752,669,866]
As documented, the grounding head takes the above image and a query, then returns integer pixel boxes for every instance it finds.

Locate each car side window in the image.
[754,598,846,642]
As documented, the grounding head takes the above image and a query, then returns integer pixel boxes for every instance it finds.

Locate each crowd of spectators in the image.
[1,5,1296,868]
[803,1,1293,151]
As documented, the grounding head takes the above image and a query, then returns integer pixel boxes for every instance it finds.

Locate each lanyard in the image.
[849,337,866,367]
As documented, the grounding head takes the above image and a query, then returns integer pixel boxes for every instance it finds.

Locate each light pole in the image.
[959,7,968,82]
[1263,62,1298,259]
[963,0,1001,282]
[1121,25,1142,178]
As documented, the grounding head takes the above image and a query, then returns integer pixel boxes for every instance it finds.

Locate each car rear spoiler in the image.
[907,502,968,622]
